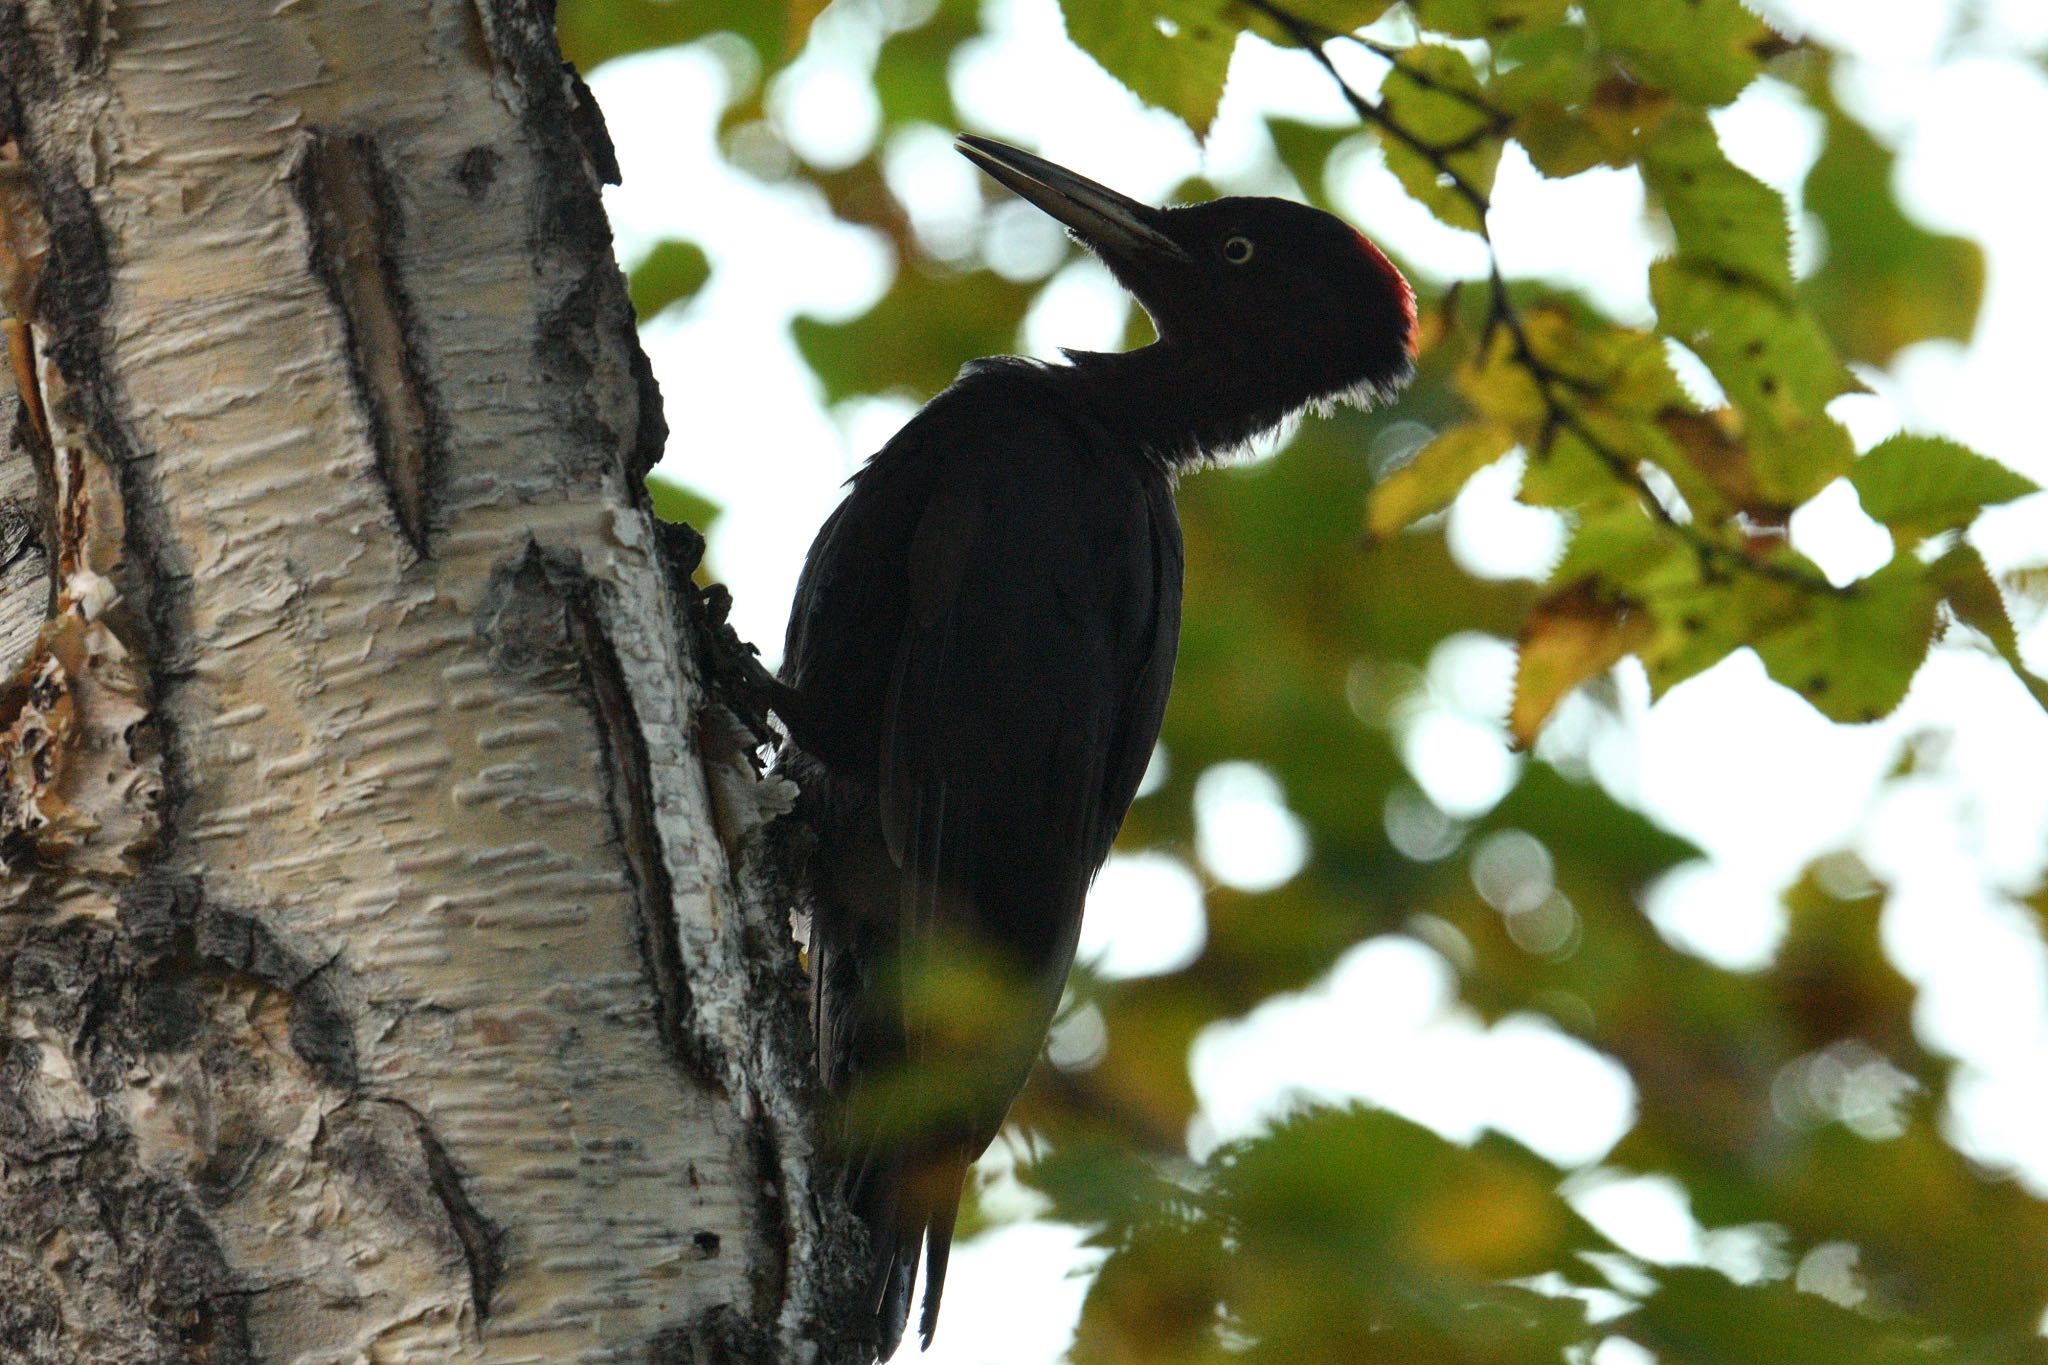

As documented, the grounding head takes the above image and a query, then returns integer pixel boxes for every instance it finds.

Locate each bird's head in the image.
[957,134,1416,416]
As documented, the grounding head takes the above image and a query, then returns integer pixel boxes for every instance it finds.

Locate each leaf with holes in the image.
[1367,421,1515,538]
[1849,434,2038,545]
[1410,0,1570,39]
[1378,45,1505,234]
[1754,559,1941,723]
[1059,0,1239,138]
[1651,259,1857,503]
[1640,569,1805,697]
[1641,112,1795,298]
[1582,0,1776,106]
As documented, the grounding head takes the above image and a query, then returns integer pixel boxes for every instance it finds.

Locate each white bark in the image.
[0,2,856,1360]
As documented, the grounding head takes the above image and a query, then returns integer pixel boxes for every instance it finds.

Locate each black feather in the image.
[777,139,1412,1360]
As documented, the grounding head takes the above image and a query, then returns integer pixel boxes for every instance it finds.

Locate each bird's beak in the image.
[955,134,1191,263]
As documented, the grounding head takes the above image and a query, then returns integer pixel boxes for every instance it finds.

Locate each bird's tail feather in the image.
[917,1180,962,1350]
[847,1140,971,1358]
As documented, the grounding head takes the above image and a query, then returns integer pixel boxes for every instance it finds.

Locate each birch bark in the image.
[0,2,853,1360]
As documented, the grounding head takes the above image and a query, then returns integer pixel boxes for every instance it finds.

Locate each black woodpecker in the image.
[764,135,1416,1358]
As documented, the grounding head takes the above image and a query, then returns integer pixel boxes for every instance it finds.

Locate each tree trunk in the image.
[0,2,857,1360]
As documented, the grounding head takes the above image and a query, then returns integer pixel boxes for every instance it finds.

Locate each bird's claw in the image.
[691,582,783,747]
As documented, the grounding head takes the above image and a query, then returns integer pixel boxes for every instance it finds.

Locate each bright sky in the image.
[591,0,2048,1357]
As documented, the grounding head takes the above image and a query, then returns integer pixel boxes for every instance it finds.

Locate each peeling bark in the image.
[0,2,864,1361]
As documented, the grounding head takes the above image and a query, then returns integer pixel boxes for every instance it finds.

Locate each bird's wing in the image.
[878,434,1169,1022]
[870,410,1179,1348]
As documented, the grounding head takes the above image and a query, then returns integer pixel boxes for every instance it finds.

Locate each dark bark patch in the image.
[190,1131,275,1208]
[562,64,622,187]
[533,264,628,475]
[411,1106,506,1321]
[117,872,359,1090]
[745,1116,790,1323]
[0,906,291,1364]
[455,146,500,200]
[629,326,669,481]
[313,1096,504,1321]
[291,129,446,559]
[647,1305,776,1365]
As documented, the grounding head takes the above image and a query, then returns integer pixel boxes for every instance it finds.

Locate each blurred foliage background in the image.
[562,0,2048,1359]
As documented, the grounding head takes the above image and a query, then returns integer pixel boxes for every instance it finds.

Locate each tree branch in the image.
[1245,0,1843,597]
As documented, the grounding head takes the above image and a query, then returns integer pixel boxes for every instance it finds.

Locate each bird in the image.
[762,134,1416,1359]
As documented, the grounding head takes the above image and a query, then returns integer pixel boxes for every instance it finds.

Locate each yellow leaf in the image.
[1366,421,1515,539]
[1511,584,1653,745]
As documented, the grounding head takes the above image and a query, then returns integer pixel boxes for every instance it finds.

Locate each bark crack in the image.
[477,545,718,1086]
[291,129,445,559]
[561,560,714,1081]
[399,1099,506,1324]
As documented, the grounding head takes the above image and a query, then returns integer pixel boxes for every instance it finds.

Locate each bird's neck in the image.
[1063,342,1299,472]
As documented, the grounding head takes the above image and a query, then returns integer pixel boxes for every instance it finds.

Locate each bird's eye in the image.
[1221,235,1254,265]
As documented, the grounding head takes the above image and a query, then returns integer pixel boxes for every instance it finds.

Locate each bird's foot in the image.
[690,581,786,748]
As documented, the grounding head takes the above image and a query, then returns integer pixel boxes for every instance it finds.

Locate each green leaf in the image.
[1366,420,1515,537]
[1378,45,1505,234]
[1236,0,1398,46]
[1551,504,1689,594]
[1210,1106,1599,1358]
[1517,429,1619,509]
[1651,259,1856,502]
[1492,26,1672,178]
[1410,0,1569,40]
[1582,0,1775,106]
[1848,434,2038,544]
[1641,112,1795,298]
[1802,74,1987,365]
[874,0,978,127]
[1640,569,1804,697]
[646,475,721,532]
[627,240,712,322]
[1491,759,1705,878]
[1264,117,1357,208]
[1058,0,1239,138]
[791,263,1042,403]
[557,0,785,72]
[1456,326,1551,444]
[1931,544,2048,712]
[1626,1265,1969,1365]
[1747,415,1856,510]
[1754,559,1941,722]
